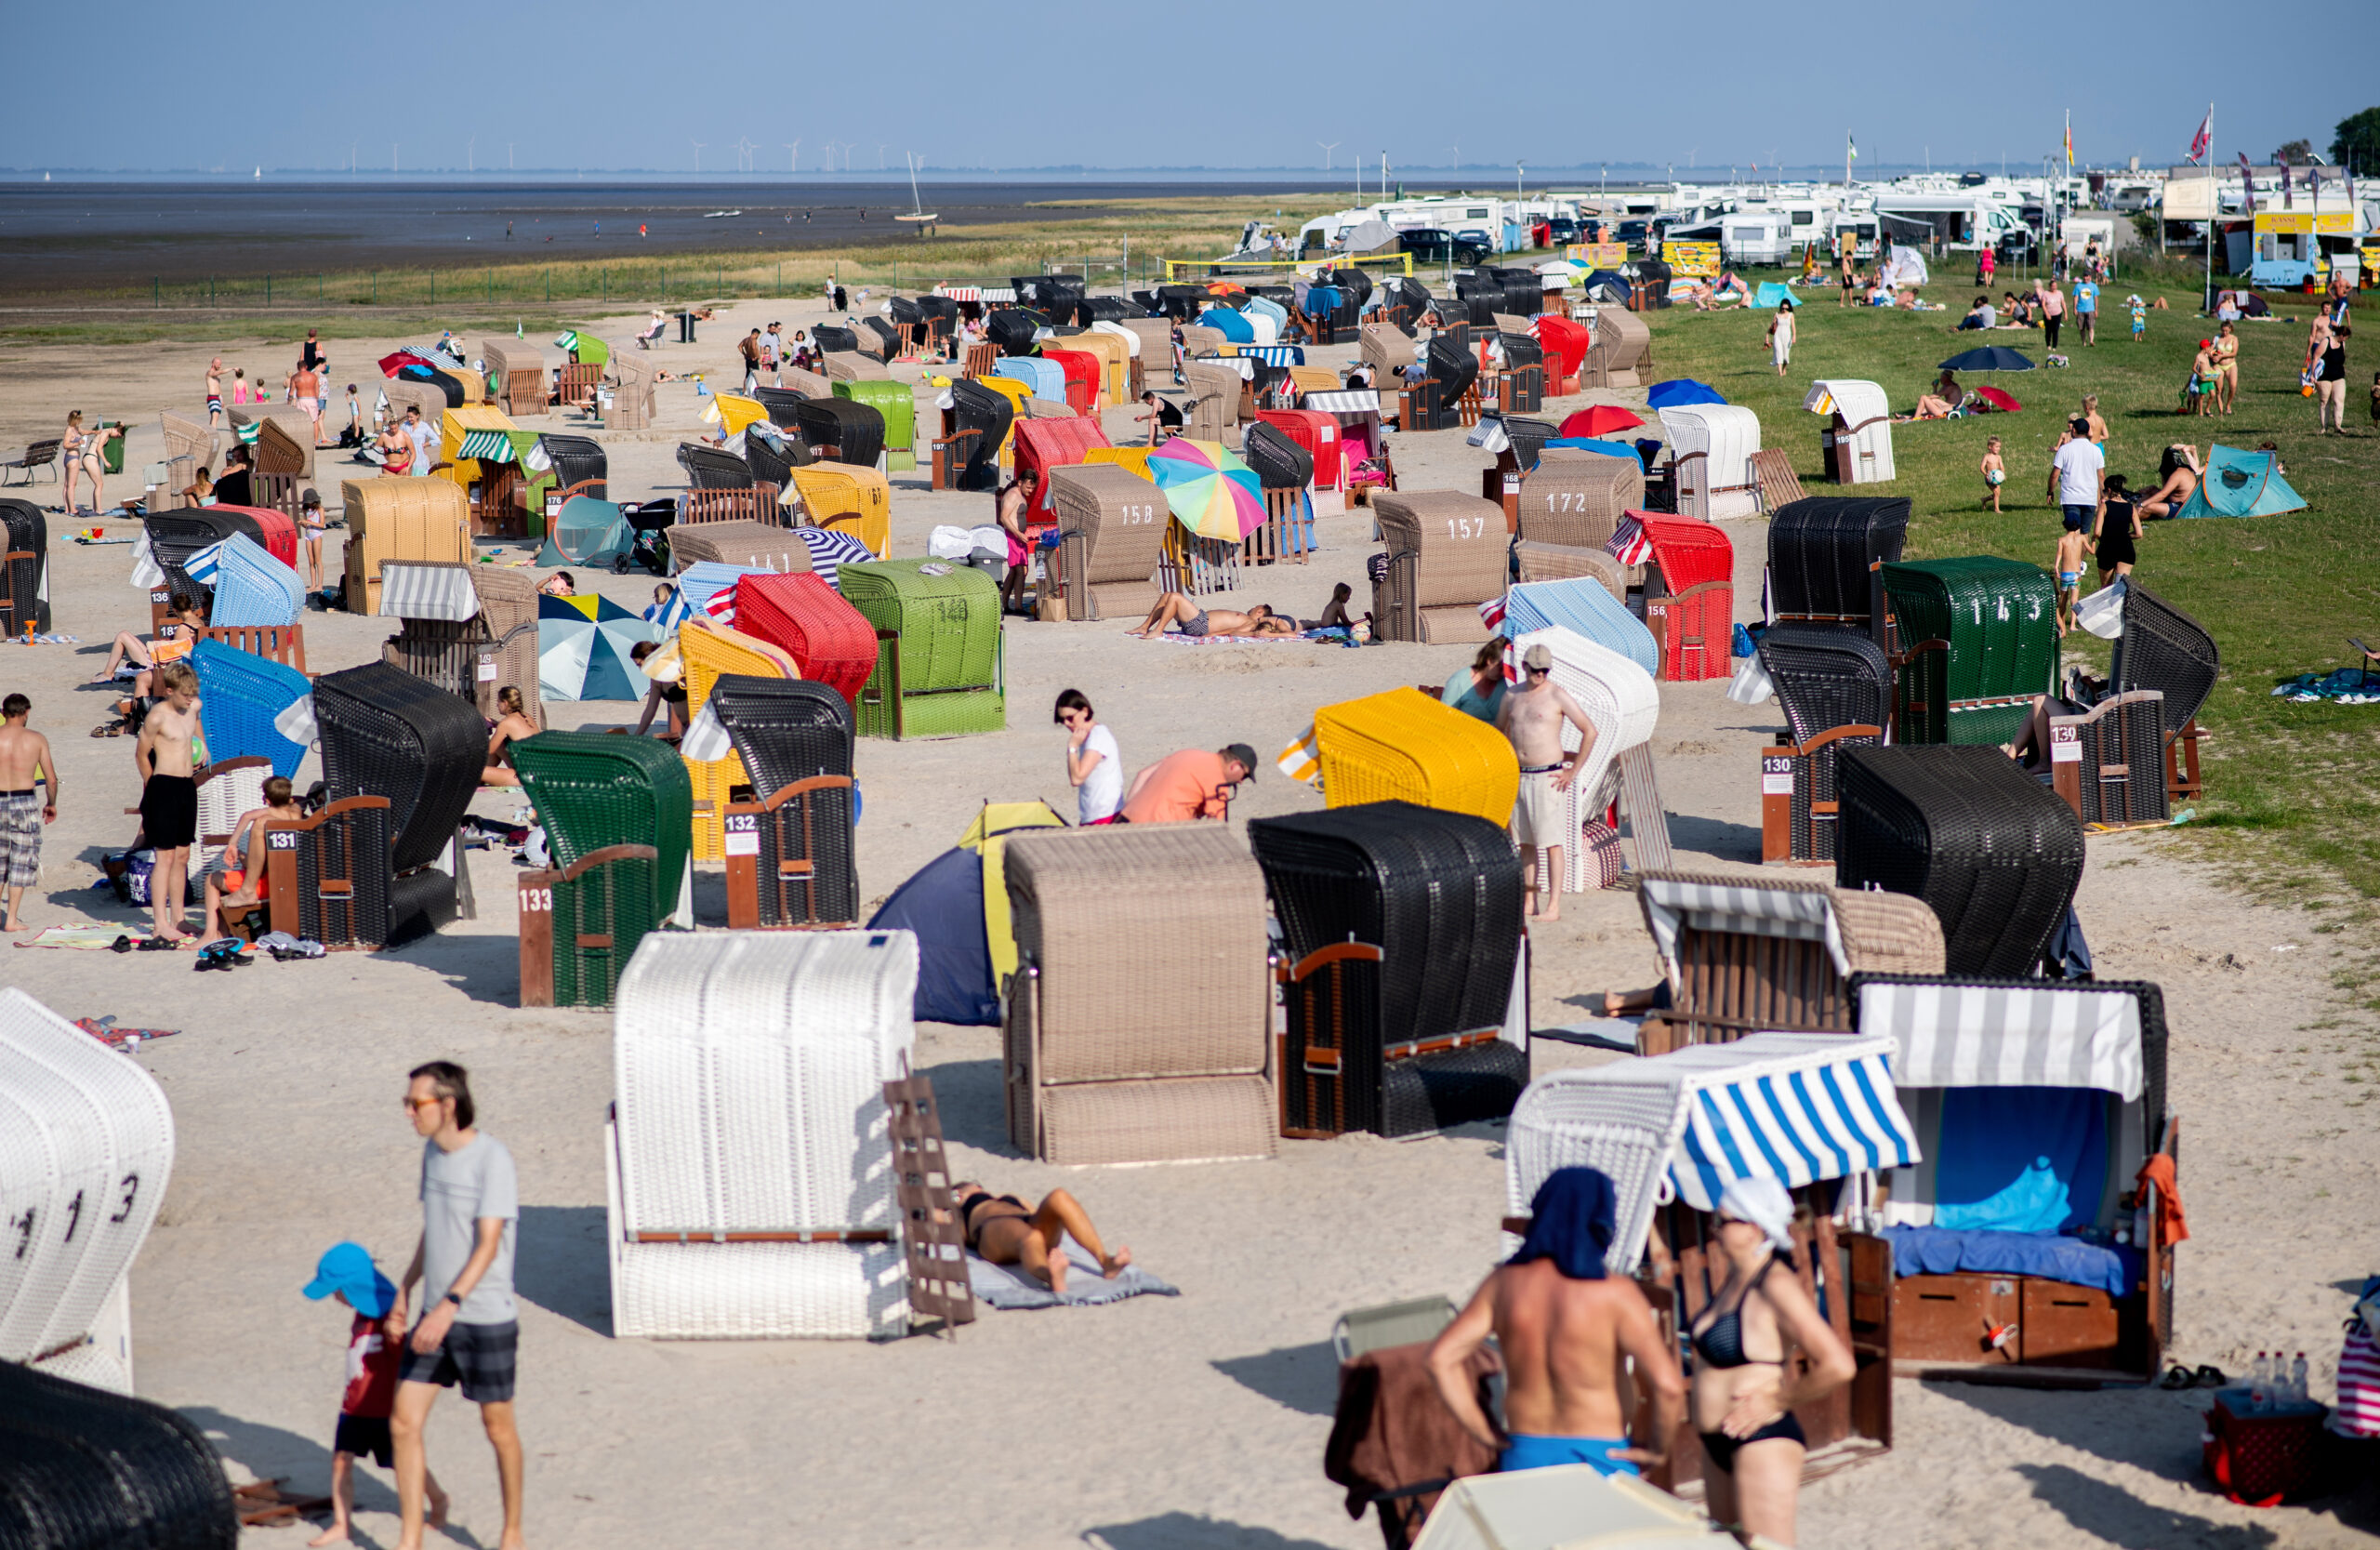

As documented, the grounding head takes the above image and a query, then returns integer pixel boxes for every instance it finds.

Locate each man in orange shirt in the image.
[1119,743,1257,825]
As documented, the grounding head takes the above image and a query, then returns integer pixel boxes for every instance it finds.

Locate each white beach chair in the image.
[1508,626,1660,893]
[0,989,177,1393]
[607,929,919,1339]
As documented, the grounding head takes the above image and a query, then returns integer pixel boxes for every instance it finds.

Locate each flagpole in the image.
[2203,101,2215,312]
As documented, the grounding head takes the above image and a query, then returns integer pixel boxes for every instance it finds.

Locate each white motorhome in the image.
[1870,190,2026,252]
[1720,210,1793,265]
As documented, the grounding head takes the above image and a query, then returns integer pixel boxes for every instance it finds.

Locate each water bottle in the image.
[2291,1352,2309,1404]
[2249,1352,2271,1411]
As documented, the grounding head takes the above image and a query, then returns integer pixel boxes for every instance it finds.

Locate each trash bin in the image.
[678,311,697,344]
[100,419,126,475]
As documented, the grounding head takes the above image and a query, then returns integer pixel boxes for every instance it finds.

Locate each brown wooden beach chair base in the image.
[234,1478,334,1528]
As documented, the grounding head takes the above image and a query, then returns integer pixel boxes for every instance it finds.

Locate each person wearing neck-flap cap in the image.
[1426,1167,1685,1480]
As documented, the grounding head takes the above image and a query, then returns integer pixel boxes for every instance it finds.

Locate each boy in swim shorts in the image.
[2054,511,2091,638]
[1980,436,2005,512]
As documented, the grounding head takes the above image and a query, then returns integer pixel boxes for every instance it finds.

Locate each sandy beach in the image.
[3,298,2376,1550]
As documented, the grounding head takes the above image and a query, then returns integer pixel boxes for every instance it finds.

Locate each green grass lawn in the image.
[1642,265,2380,997]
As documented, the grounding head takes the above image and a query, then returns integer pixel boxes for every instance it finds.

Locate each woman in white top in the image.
[1053,689,1122,824]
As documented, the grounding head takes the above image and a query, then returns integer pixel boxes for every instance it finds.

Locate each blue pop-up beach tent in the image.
[2173,444,2307,519]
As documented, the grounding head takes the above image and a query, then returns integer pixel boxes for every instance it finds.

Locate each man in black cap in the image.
[1118,742,1257,825]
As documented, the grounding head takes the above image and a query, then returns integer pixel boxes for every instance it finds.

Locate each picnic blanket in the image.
[965,1238,1180,1310]
[2272,669,2380,705]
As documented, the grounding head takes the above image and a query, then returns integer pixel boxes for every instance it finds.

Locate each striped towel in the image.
[796,527,877,590]
[233,421,261,445]
[180,539,228,586]
[703,583,738,628]
[1277,725,1321,786]
[1606,514,1654,568]
[2339,1324,2380,1438]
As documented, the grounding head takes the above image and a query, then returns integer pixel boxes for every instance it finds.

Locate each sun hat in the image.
[303,1241,395,1318]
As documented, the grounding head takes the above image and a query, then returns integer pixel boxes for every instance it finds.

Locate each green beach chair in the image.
[834,378,916,472]
[509,732,694,925]
[1882,557,2059,747]
[837,559,1007,739]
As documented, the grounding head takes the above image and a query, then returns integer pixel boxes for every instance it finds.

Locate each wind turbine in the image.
[690,139,706,173]
[784,141,800,172]
[879,143,891,169]
[467,136,475,173]
[734,138,759,172]
[1316,140,1339,172]
[1447,144,1459,174]
[509,142,515,169]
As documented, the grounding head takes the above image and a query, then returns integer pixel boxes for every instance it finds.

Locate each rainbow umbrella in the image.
[1150,438,1264,542]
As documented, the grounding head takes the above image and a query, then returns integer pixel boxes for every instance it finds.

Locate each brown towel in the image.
[1324,1340,1501,1550]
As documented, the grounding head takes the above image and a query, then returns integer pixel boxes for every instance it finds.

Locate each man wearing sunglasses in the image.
[1496,642,1598,921]
[389,1062,524,1550]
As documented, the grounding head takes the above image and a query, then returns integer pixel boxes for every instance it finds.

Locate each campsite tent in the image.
[2173,444,2306,519]
[1752,283,1802,309]
[866,802,1065,1025]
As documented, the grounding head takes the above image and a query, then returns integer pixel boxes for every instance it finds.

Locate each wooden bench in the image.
[2,439,60,486]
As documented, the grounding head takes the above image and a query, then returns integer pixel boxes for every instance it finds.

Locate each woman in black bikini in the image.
[1684,1177,1855,1548]
[950,1182,1130,1296]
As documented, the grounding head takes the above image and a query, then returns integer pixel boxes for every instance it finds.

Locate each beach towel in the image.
[2270,669,2380,705]
[16,924,149,950]
[965,1237,1179,1310]
[73,1015,180,1052]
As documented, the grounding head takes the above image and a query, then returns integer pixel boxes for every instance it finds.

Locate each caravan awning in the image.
[1857,977,2146,1101]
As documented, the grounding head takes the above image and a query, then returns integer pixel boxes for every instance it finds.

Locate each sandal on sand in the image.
[2161,1365,2194,1390]
[2196,1365,2229,1389]
[90,722,124,738]
[135,936,182,952]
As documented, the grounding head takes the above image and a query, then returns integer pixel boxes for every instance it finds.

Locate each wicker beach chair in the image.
[823,351,890,384]
[1053,330,1128,408]
[311,661,482,938]
[228,405,316,481]
[834,379,916,471]
[2049,691,2170,828]
[1509,626,1662,892]
[1512,540,1627,603]
[1011,417,1111,529]
[2108,583,2219,797]
[602,352,657,430]
[608,930,919,1339]
[483,340,547,418]
[0,499,43,636]
[1500,577,1662,677]
[787,463,891,557]
[259,796,400,948]
[514,844,655,1011]
[205,533,303,628]
[678,617,800,862]
[855,317,899,362]
[339,478,469,616]
[707,677,858,929]
[1633,870,1946,1050]
[1834,745,2085,979]
[190,639,311,778]
[511,732,694,930]
[1881,558,2058,746]
[1517,451,1645,565]
[378,563,545,729]
[1495,331,1546,413]
[1766,496,1909,631]
[0,1351,240,1535]
[1369,490,1505,645]
[1636,514,1734,683]
[1254,408,1342,490]
[1181,363,1245,446]
[143,507,284,607]
[1000,826,1276,1167]
[1039,348,1102,416]
[535,432,607,507]
[1045,464,1166,621]
[1755,625,1894,864]
[657,521,804,576]
[1601,307,1653,387]
[941,378,1013,492]
[730,573,878,706]
[791,397,886,472]
[1251,803,1529,1139]
[837,559,1006,739]
[678,441,759,494]
[740,424,812,495]
[1659,405,1763,521]
[0,987,178,1392]
[1313,686,1521,825]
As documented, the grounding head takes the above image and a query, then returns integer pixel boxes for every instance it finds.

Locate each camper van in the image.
[1870,190,2026,252]
[1829,214,1879,260]
[1720,211,1793,265]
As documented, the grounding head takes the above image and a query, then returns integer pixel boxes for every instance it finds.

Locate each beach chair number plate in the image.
[268,831,299,851]
[1120,503,1159,526]
[2051,726,2082,763]
[724,813,760,856]
[1544,493,1593,512]
[1762,755,1795,795]
[1445,517,1490,540]
[521,888,552,912]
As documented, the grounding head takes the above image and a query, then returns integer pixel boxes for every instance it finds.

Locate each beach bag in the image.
[116,848,156,907]
[2337,1281,2380,1439]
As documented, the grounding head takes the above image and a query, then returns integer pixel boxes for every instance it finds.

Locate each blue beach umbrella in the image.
[1646,379,1726,410]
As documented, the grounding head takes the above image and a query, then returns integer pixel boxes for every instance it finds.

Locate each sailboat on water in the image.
[892,152,936,234]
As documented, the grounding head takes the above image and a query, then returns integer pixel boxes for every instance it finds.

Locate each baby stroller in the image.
[616,498,678,576]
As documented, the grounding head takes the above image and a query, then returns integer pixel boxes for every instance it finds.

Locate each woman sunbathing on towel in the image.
[1129,594,1298,639]
[952,1182,1130,1294]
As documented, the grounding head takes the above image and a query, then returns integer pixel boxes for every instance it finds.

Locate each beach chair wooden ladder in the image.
[1751,449,1806,513]
[885,1068,974,1333]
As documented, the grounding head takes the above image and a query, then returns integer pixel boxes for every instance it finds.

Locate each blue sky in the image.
[12,0,2375,177]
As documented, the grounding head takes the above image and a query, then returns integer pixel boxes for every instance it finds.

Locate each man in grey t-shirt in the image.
[390,1061,525,1550]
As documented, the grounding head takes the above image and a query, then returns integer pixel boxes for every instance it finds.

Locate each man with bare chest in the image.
[134,661,203,946]
[0,694,60,933]
[1495,643,1598,921]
